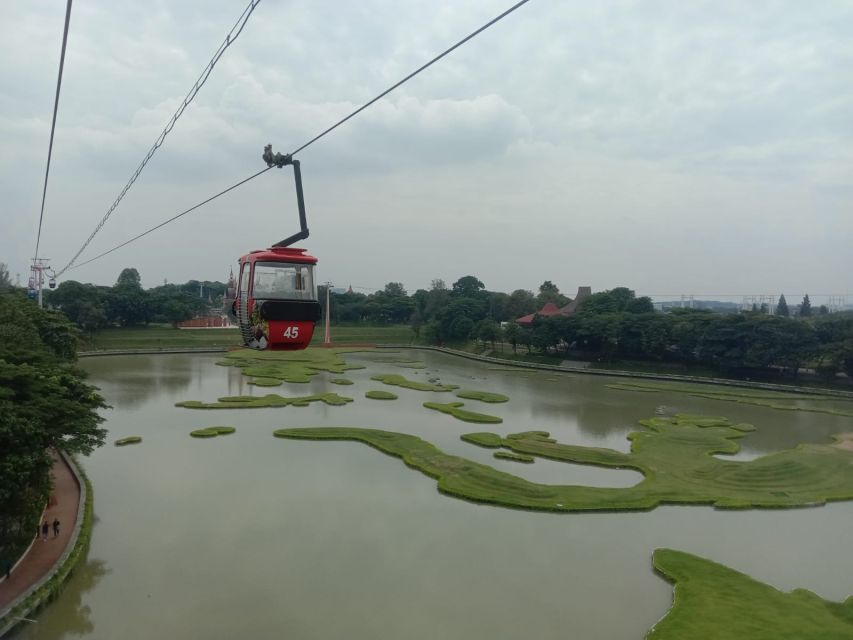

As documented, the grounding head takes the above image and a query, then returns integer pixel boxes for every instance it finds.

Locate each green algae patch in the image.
[455,390,509,403]
[219,347,367,384]
[461,432,503,448]
[329,378,354,385]
[371,373,458,392]
[248,377,282,387]
[114,436,142,446]
[424,401,503,424]
[648,548,853,639]
[176,392,353,410]
[366,390,398,400]
[608,381,853,419]
[190,426,236,438]
[494,451,534,463]
[272,414,853,512]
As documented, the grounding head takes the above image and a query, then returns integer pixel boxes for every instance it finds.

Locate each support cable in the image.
[68,167,272,271]
[34,0,73,260]
[63,0,532,272]
[55,0,262,276]
[288,0,531,157]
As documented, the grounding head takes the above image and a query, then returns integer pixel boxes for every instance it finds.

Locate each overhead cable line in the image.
[68,167,272,271]
[54,0,262,277]
[64,0,533,272]
[288,0,531,157]
[34,0,74,261]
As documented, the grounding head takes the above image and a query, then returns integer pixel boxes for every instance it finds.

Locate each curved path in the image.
[0,451,80,613]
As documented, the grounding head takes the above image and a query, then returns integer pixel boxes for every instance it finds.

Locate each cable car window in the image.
[239,264,250,293]
[253,262,316,300]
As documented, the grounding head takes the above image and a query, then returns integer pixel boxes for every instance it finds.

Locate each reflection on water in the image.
[11,556,109,639]
[18,351,853,639]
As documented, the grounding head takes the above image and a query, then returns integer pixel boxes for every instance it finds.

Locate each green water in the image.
[13,351,853,639]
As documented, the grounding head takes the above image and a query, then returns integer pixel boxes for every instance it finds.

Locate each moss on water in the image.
[494,451,534,463]
[423,401,503,424]
[190,426,236,438]
[455,390,509,403]
[272,414,853,512]
[114,436,142,446]
[461,432,503,448]
[648,548,853,639]
[219,347,367,384]
[371,373,458,392]
[329,378,354,385]
[249,377,282,387]
[176,392,353,410]
[366,390,398,400]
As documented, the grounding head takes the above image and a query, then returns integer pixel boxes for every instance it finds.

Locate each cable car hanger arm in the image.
[263,144,308,248]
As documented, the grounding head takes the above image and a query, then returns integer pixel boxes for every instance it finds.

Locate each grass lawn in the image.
[80,324,415,351]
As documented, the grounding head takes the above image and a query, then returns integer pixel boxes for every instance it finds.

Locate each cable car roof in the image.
[239,247,317,264]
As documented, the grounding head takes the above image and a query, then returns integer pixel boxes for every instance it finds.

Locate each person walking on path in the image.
[52,518,60,538]
[41,521,49,541]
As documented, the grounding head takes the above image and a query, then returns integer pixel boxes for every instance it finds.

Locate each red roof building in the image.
[515,287,592,326]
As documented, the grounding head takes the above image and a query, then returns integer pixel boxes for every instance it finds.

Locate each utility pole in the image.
[30,258,50,308]
[324,282,332,345]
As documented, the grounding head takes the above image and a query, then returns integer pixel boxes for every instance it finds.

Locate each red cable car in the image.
[232,147,322,350]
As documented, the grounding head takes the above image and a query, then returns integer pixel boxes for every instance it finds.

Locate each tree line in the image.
[43,267,226,331]
[0,289,107,568]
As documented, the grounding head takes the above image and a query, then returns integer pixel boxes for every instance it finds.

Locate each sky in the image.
[1,0,851,304]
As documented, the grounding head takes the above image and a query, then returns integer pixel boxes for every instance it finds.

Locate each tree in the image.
[0,293,107,565]
[799,294,812,317]
[0,263,11,291]
[506,289,537,319]
[383,282,407,297]
[475,319,502,350]
[115,267,142,290]
[775,294,789,317]
[452,275,485,299]
[503,322,522,353]
[536,281,569,308]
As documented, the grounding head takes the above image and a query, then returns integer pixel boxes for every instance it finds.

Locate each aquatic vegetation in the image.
[218,347,367,383]
[455,390,509,403]
[114,436,142,446]
[494,451,534,463]
[248,377,282,387]
[273,414,853,511]
[371,373,458,392]
[176,392,354,409]
[423,401,503,424]
[190,426,236,438]
[461,432,503,448]
[648,548,853,639]
[329,378,354,385]
[608,381,853,418]
[366,390,398,400]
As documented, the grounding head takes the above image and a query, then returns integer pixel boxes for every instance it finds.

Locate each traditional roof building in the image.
[515,286,592,327]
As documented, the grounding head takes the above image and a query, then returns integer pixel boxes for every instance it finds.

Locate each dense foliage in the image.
[44,267,224,330]
[0,292,107,568]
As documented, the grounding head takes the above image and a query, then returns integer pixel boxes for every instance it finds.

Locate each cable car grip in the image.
[263,144,309,248]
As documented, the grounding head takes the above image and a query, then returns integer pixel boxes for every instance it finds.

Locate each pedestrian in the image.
[41,520,49,541]
[52,518,60,538]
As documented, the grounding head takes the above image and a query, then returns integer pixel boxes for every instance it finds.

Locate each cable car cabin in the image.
[233,247,321,350]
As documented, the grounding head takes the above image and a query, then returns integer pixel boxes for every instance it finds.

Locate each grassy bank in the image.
[79,324,415,351]
[649,548,853,639]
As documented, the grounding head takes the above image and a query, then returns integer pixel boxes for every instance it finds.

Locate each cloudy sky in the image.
[1,0,851,303]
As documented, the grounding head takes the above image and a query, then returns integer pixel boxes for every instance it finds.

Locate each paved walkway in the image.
[0,451,80,611]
